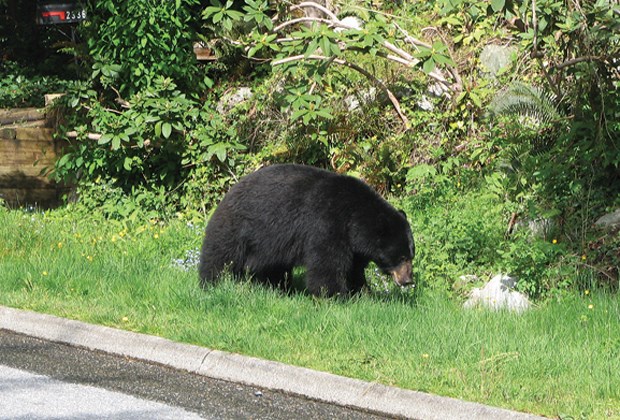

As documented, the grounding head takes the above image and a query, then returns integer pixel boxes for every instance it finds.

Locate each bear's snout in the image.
[390,260,413,287]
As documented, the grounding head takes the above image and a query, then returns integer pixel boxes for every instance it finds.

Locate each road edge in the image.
[0,305,544,419]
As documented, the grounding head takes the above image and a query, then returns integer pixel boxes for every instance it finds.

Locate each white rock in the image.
[336,16,364,32]
[344,87,377,111]
[216,87,253,114]
[416,95,434,111]
[464,274,530,313]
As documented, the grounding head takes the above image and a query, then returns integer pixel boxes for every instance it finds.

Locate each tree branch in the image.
[393,22,432,50]
[552,55,604,70]
[66,131,102,141]
[273,54,409,127]
[273,17,338,32]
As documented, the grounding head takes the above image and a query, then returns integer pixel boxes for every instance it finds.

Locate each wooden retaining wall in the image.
[0,108,66,208]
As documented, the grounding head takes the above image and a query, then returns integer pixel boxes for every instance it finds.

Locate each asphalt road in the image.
[0,330,389,419]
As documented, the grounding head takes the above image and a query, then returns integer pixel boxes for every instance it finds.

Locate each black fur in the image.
[199,164,414,296]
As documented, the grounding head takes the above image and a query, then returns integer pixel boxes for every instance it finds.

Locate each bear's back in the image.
[229,164,378,206]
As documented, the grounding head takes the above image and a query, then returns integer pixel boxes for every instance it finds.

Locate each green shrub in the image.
[84,0,205,96]
[404,182,507,290]
[0,62,75,108]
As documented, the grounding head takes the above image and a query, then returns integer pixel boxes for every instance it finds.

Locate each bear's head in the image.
[374,212,415,287]
[352,208,415,287]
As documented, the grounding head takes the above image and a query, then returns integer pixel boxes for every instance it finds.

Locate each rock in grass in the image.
[595,208,620,230]
[463,274,530,313]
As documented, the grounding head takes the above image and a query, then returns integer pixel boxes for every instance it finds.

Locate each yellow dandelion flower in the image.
[154,233,159,239]
[585,290,590,295]
[552,239,558,244]
[57,242,63,249]
[588,304,594,310]
[422,353,430,359]
[581,255,587,261]
[86,255,93,262]
[121,316,129,322]
[42,271,48,276]
[111,235,117,243]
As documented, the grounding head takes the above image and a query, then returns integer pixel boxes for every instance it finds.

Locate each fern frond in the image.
[488,82,562,125]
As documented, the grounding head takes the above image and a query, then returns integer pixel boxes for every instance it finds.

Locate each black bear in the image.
[198,164,414,297]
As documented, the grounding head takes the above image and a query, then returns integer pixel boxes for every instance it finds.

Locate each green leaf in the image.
[162,122,172,139]
[407,164,437,181]
[209,143,228,162]
[491,0,505,12]
[290,109,307,121]
[422,58,436,74]
[98,133,113,145]
[111,136,121,150]
[123,157,133,171]
[56,153,71,168]
[314,109,334,119]
[469,91,482,108]
[248,45,260,58]
[434,53,456,67]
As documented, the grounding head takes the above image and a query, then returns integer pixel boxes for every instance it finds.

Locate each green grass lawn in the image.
[1,207,619,418]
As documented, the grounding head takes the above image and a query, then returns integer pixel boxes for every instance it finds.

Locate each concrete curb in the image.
[0,305,544,419]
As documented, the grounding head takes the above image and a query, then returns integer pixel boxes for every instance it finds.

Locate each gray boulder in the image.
[480,44,517,77]
[595,208,620,229]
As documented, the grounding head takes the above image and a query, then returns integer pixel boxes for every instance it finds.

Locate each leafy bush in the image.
[404,182,507,290]
[83,0,206,96]
[0,62,75,108]
[55,76,247,215]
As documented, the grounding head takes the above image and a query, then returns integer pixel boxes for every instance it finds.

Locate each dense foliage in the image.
[1,0,618,296]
